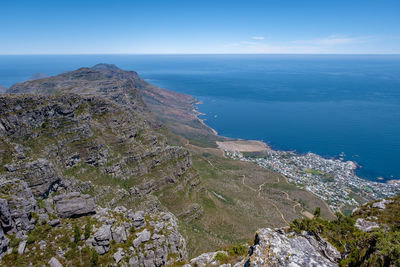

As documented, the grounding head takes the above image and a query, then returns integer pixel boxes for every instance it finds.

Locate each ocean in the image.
[0,54,399,182]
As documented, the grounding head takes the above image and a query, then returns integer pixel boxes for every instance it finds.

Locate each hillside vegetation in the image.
[291,196,400,266]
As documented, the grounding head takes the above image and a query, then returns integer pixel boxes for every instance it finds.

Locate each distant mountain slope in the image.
[8,64,219,145]
[8,64,146,110]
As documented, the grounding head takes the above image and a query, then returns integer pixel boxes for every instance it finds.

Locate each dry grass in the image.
[157,144,335,257]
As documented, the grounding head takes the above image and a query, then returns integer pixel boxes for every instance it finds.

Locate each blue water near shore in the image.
[0,54,400,182]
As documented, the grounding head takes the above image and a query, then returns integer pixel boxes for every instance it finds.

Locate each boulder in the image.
[129,256,139,266]
[18,240,27,255]
[53,192,95,218]
[133,229,151,248]
[93,225,112,255]
[113,248,125,264]
[143,250,156,267]
[48,257,63,267]
[22,159,60,197]
[111,225,127,244]
[49,219,61,227]
[131,210,145,228]
[39,240,47,250]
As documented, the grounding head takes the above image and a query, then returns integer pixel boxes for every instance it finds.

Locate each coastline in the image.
[191,98,400,212]
[192,98,399,184]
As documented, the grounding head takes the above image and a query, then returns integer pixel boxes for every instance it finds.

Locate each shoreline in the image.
[193,98,400,185]
[191,98,400,211]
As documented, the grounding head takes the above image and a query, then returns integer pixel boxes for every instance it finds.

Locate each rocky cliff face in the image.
[0,94,195,202]
[0,65,199,265]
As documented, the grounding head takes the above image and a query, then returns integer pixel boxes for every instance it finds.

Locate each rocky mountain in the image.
[8,64,146,111]
[8,64,218,145]
[0,86,6,94]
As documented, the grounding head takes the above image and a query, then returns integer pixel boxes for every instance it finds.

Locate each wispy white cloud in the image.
[216,35,377,54]
[252,36,265,40]
[292,35,366,46]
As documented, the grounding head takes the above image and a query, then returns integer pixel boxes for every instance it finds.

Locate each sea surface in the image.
[0,54,399,182]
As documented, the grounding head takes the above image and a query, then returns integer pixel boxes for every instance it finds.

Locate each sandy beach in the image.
[216,140,269,152]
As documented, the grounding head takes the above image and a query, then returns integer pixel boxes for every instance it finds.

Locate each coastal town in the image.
[225,149,400,212]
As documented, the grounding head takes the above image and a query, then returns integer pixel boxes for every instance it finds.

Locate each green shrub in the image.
[30,211,39,223]
[26,234,36,244]
[84,219,91,239]
[214,252,228,263]
[289,199,400,267]
[8,235,22,248]
[91,249,99,266]
[65,247,78,260]
[313,207,321,217]
[228,244,248,256]
[73,224,81,243]
[37,198,46,209]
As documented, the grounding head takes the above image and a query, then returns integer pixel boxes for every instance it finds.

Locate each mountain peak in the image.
[92,63,121,71]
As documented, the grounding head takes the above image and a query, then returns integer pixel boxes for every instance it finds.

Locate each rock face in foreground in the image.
[53,192,95,218]
[246,228,340,267]
[183,228,340,267]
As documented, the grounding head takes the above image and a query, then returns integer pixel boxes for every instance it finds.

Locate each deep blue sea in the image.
[0,54,399,182]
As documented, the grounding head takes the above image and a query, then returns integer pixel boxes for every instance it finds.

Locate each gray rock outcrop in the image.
[0,177,37,234]
[113,248,125,264]
[88,207,187,265]
[53,192,95,218]
[372,199,393,210]
[246,228,340,267]
[0,199,12,230]
[354,218,380,232]
[0,227,9,260]
[111,225,127,244]
[92,225,112,255]
[187,251,228,266]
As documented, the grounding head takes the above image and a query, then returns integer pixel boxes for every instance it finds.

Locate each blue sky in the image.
[0,0,399,54]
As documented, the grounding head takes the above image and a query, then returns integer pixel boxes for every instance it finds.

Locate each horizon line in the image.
[1,53,400,56]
